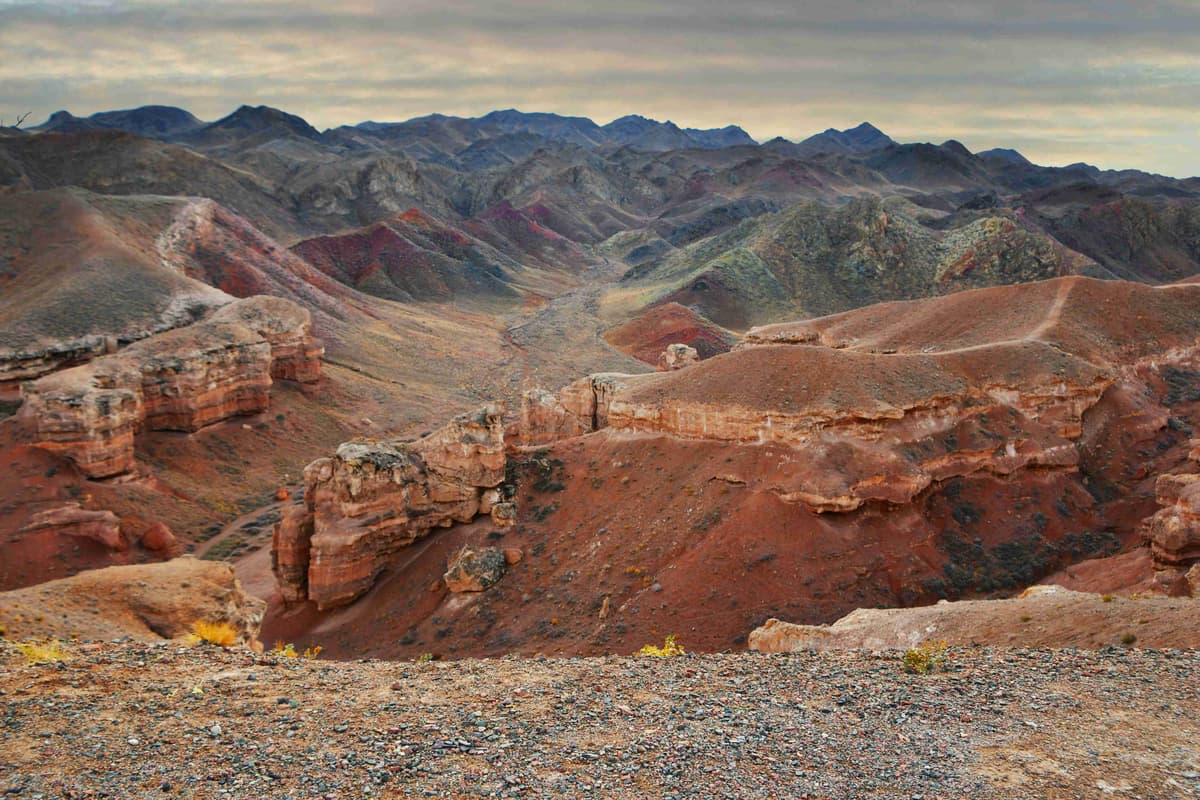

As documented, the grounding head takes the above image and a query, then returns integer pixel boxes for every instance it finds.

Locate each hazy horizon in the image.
[3,0,1197,178]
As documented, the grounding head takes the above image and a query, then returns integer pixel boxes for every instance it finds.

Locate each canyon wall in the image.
[273,404,506,609]
[21,296,322,478]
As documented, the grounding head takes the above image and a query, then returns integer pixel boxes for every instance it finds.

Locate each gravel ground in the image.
[1,643,1197,799]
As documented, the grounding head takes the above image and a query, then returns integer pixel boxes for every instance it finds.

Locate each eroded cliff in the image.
[273,405,506,609]
[21,296,322,478]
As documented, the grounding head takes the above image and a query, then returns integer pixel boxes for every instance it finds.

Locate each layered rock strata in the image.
[273,405,506,609]
[1143,442,1200,572]
[21,296,321,478]
[517,374,626,447]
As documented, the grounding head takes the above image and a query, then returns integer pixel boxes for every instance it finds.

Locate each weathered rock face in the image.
[0,558,265,646]
[273,405,506,609]
[20,504,125,551]
[657,343,699,371]
[443,547,507,592]
[20,296,322,478]
[1143,445,1200,570]
[518,373,629,447]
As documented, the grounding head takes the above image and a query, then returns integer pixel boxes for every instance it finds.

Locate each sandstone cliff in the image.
[273,405,506,609]
[1142,442,1200,581]
[21,296,322,478]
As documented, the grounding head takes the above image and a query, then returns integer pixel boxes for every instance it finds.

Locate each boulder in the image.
[657,343,699,371]
[140,522,180,555]
[443,547,507,592]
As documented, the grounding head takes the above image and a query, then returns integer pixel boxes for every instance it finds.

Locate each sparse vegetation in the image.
[272,641,322,659]
[902,640,949,674]
[637,635,686,658]
[13,638,69,665]
[187,620,238,648]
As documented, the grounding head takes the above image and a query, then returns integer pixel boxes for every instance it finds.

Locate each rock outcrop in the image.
[517,373,628,447]
[21,296,322,478]
[0,558,265,645]
[1143,442,1200,576]
[657,343,699,371]
[443,546,507,592]
[273,405,506,609]
[20,504,125,551]
[747,585,1200,651]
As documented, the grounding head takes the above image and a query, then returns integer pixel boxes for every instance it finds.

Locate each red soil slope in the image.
[262,276,1200,659]
[604,302,736,364]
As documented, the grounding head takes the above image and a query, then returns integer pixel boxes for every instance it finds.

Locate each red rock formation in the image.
[263,277,1200,658]
[657,343,699,371]
[21,296,322,478]
[20,504,125,551]
[604,302,735,365]
[1143,443,1200,572]
[140,522,180,555]
[273,405,506,609]
[517,374,628,446]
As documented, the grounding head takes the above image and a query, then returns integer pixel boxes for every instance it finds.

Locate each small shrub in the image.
[902,640,949,674]
[1121,633,1137,646]
[272,641,322,659]
[415,652,435,663]
[14,638,68,665]
[188,620,238,648]
[637,635,686,658]
[1102,594,1115,603]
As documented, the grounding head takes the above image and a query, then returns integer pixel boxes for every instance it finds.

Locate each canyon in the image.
[2,105,1200,661]
[260,276,1200,658]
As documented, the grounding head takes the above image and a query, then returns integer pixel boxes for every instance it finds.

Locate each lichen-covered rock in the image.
[657,343,699,371]
[491,502,517,527]
[443,547,507,592]
[273,405,507,609]
[21,296,322,478]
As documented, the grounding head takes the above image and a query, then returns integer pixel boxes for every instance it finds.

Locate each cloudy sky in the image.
[2,0,1197,176]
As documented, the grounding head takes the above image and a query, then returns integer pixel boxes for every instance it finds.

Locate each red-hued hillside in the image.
[603,302,736,364]
[261,276,1200,659]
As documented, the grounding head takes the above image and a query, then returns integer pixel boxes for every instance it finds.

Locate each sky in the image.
[1,0,1197,177]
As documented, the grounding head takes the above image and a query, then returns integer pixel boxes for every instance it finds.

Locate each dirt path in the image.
[194,497,291,560]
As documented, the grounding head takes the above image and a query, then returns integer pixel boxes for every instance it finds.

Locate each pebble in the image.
[2,643,1197,799]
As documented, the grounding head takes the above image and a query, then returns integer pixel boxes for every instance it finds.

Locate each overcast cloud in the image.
[1,0,1196,176]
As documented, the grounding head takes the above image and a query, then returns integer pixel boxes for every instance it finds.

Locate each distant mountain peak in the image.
[797,121,895,156]
[978,147,1032,166]
[209,105,321,140]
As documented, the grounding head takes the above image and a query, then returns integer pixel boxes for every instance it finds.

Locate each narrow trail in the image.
[1027,276,1074,342]
[194,497,290,559]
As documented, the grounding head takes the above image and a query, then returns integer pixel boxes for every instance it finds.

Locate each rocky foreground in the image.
[1,643,1196,799]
